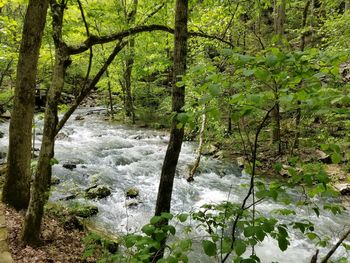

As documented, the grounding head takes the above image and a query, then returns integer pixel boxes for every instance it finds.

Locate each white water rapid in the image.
[0,107,349,262]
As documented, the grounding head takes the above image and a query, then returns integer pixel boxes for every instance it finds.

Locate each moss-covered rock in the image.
[85,185,111,199]
[126,187,139,198]
[71,205,99,218]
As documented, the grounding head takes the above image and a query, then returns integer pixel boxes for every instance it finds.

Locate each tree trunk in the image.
[346,0,350,11]
[22,1,68,245]
[122,0,137,123]
[2,0,49,210]
[154,0,188,215]
[271,0,285,154]
[187,110,206,182]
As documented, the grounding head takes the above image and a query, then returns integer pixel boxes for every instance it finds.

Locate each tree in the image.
[2,0,49,210]
[155,0,188,216]
[121,0,138,123]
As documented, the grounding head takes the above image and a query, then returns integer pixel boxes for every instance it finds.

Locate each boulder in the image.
[71,205,99,218]
[334,183,350,196]
[62,163,77,170]
[1,110,11,119]
[315,150,332,164]
[126,187,139,198]
[202,144,219,156]
[126,200,139,207]
[236,156,246,169]
[86,185,111,199]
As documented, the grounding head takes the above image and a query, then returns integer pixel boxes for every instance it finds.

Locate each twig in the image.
[320,228,350,263]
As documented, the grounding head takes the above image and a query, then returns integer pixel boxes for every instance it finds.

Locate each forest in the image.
[0,0,350,262]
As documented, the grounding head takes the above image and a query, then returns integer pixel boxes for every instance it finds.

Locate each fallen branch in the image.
[320,228,350,263]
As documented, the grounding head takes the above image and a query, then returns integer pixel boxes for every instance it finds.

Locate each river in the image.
[0,107,349,262]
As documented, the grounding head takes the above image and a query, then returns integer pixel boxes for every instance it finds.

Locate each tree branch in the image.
[67,24,233,54]
[320,228,350,263]
[55,40,128,133]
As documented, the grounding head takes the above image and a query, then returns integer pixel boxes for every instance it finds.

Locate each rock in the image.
[86,185,111,199]
[1,110,11,119]
[63,215,84,230]
[236,157,246,169]
[126,200,139,207]
[105,240,118,254]
[315,150,332,164]
[50,176,61,185]
[126,187,139,198]
[56,132,68,140]
[62,163,77,170]
[75,115,85,121]
[71,205,99,218]
[334,183,350,196]
[202,144,219,156]
[0,131,4,138]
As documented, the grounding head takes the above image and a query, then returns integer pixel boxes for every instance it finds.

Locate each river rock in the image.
[236,156,246,169]
[126,187,139,198]
[315,150,332,164]
[56,132,68,140]
[63,163,77,170]
[1,110,11,119]
[75,115,85,121]
[0,131,4,138]
[71,205,99,218]
[126,200,139,207]
[202,144,219,156]
[334,183,350,195]
[50,176,61,185]
[86,185,111,199]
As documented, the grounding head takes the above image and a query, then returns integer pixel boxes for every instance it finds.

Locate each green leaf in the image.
[234,240,246,256]
[178,213,189,222]
[150,216,162,225]
[331,153,342,164]
[277,236,289,251]
[179,239,192,251]
[161,212,173,220]
[244,226,255,237]
[202,240,217,257]
[307,233,318,240]
[141,224,155,236]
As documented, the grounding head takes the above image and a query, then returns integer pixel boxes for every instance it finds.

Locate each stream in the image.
[0,107,349,262]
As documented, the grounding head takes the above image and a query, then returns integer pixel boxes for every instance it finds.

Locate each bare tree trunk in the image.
[271,0,285,155]
[106,69,114,118]
[2,0,49,210]
[22,1,68,245]
[122,0,137,123]
[155,0,188,216]
[188,111,206,182]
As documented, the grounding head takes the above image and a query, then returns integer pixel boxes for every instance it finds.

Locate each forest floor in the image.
[4,205,96,263]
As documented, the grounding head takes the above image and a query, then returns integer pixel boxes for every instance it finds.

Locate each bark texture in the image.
[155,0,188,216]
[2,0,49,210]
[122,0,138,123]
[22,1,68,245]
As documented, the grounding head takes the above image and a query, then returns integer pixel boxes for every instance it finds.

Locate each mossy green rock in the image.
[72,205,99,218]
[86,185,111,199]
[126,187,139,198]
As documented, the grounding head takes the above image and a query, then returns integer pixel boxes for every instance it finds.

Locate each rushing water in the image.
[0,108,349,262]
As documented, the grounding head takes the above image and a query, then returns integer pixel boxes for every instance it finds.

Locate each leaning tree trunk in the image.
[155,0,188,217]
[22,1,68,245]
[2,0,49,210]
[187,110,206,182]
[153,1,188,260]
